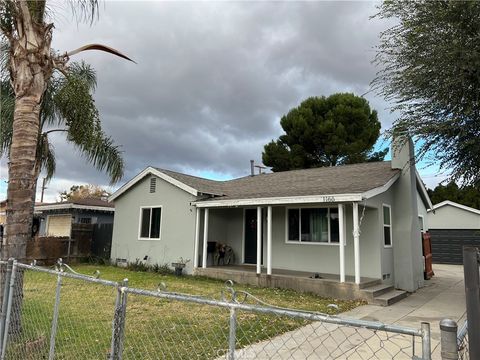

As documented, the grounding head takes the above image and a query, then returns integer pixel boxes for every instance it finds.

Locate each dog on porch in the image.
[213,243,235,265]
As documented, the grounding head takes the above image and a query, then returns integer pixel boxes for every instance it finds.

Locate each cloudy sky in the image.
[0,1,446,202]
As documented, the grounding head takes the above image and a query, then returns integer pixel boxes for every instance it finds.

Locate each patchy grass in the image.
[8,265,364,359]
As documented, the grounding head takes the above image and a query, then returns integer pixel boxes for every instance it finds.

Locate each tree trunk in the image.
[1,2,54,341]
[4,96,41,261]
[4,1,53,262]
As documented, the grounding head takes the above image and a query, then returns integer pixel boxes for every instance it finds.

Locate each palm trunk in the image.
[4,96,41,261]
[3,0,53,261]
[1,2,54,340]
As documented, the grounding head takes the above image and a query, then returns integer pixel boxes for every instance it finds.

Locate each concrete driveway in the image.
[230,264,465,359]
[345,264,466,359]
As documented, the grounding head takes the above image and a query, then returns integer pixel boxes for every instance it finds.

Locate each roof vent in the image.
[150,177,157,193]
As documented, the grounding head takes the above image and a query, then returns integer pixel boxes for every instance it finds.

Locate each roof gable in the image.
[430,200,480,215]
[109,167,200,201]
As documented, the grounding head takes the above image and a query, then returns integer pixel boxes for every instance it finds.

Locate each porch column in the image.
[338,204,346,283]
[256,206,262,275]
[202,208,209,269]
[267,206,272,275]
[353,202,360,284]
[193,208,201,268]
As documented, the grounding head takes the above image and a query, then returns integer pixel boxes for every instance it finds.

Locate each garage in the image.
[427,201,480,265]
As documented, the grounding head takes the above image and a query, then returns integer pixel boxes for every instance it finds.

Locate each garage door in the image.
[430,229,480,264]
[46,215,72,237]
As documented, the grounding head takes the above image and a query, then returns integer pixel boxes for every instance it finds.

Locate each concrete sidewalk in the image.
[232,264,465,359]
[344,263,466,359]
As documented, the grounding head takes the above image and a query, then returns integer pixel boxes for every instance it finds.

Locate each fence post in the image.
[463,246,480,360]
[0,259,13,354]
[48,270,63,360]
[110,278,128,360]
[440,319,458,360]
[421,322,431,360]
[228,307,237,360]
[1,260,17,360]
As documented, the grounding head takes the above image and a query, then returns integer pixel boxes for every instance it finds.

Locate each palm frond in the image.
[66,43,136,63]
[37,134,56,181]
[54,70,124,183]
[67,61,97,91]
[0,79,14,156]
[0,0,17,35]
[73,133,124,184]
[68,0,99,25]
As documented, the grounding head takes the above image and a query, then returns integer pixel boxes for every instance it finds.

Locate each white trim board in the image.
[362,173,400,199]
[193,193,364,208]
[36,204,114,212]
[429,200,480,215]
[415,169,433,211]
[109,167,199,201]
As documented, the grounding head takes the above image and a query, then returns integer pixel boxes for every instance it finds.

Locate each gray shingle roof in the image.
[158,161,399,201]
[157,169,225,196]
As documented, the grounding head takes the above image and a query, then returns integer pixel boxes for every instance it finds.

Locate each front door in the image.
[244,209,262,264]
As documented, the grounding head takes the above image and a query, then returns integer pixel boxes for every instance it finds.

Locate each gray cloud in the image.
[2,1,414,202]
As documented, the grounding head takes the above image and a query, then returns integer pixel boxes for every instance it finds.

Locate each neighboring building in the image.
[110,137,432,303]
[427,200,480,265]
[35,198,114,237]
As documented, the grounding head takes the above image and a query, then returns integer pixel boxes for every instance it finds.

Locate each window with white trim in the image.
[383,205,392,246]
[139,207,162,239]
[287,207,339,243]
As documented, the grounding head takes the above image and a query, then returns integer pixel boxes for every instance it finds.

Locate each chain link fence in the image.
[0,259,432,359]
[457,321,469,360]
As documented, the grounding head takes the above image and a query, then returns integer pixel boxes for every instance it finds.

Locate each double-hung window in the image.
[287,207,339,244]
[139,206,162,240]
[383,204,392,247]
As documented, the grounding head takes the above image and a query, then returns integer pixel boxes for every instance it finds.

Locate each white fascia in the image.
[109,166,198,202]
[361,173,400,200]
[193,193,363,208]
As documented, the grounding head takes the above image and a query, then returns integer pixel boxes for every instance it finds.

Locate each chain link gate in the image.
[0,259,432,359]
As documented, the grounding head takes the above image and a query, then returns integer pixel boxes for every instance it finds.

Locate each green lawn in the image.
[7,265,363,360]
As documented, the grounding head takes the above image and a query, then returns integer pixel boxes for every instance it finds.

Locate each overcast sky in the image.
[0,1,446,202]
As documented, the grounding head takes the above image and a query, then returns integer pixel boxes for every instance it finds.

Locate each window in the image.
[383,205,392,247]
[139,206,162,239]
[287,207,339,244]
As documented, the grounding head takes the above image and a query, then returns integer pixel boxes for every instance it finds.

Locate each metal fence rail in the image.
[0,259,432,359]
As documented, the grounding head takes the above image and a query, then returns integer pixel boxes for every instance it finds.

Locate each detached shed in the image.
[427,201,480,264]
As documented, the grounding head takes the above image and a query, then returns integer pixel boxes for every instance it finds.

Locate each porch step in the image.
[372,289,409,306]
[361,284,394,300]
[358,278,383,289]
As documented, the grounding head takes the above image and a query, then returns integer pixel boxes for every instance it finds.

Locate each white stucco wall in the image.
[427,205,480,230]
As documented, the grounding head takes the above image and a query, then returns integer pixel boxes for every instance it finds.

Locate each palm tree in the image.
[0,0,132,261]
[1,59,124,191]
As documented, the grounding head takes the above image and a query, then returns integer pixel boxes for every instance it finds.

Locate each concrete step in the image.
[372,290,409,306]
[358,278,382,289]
[361,284,394,300]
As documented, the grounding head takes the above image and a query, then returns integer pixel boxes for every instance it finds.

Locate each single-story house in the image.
[109,137,432,303]
[427,200,480,264]
[35,198,114,237]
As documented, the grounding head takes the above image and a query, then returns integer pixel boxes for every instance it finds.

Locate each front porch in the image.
[194,265,381,301]
[192,201,381,286]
